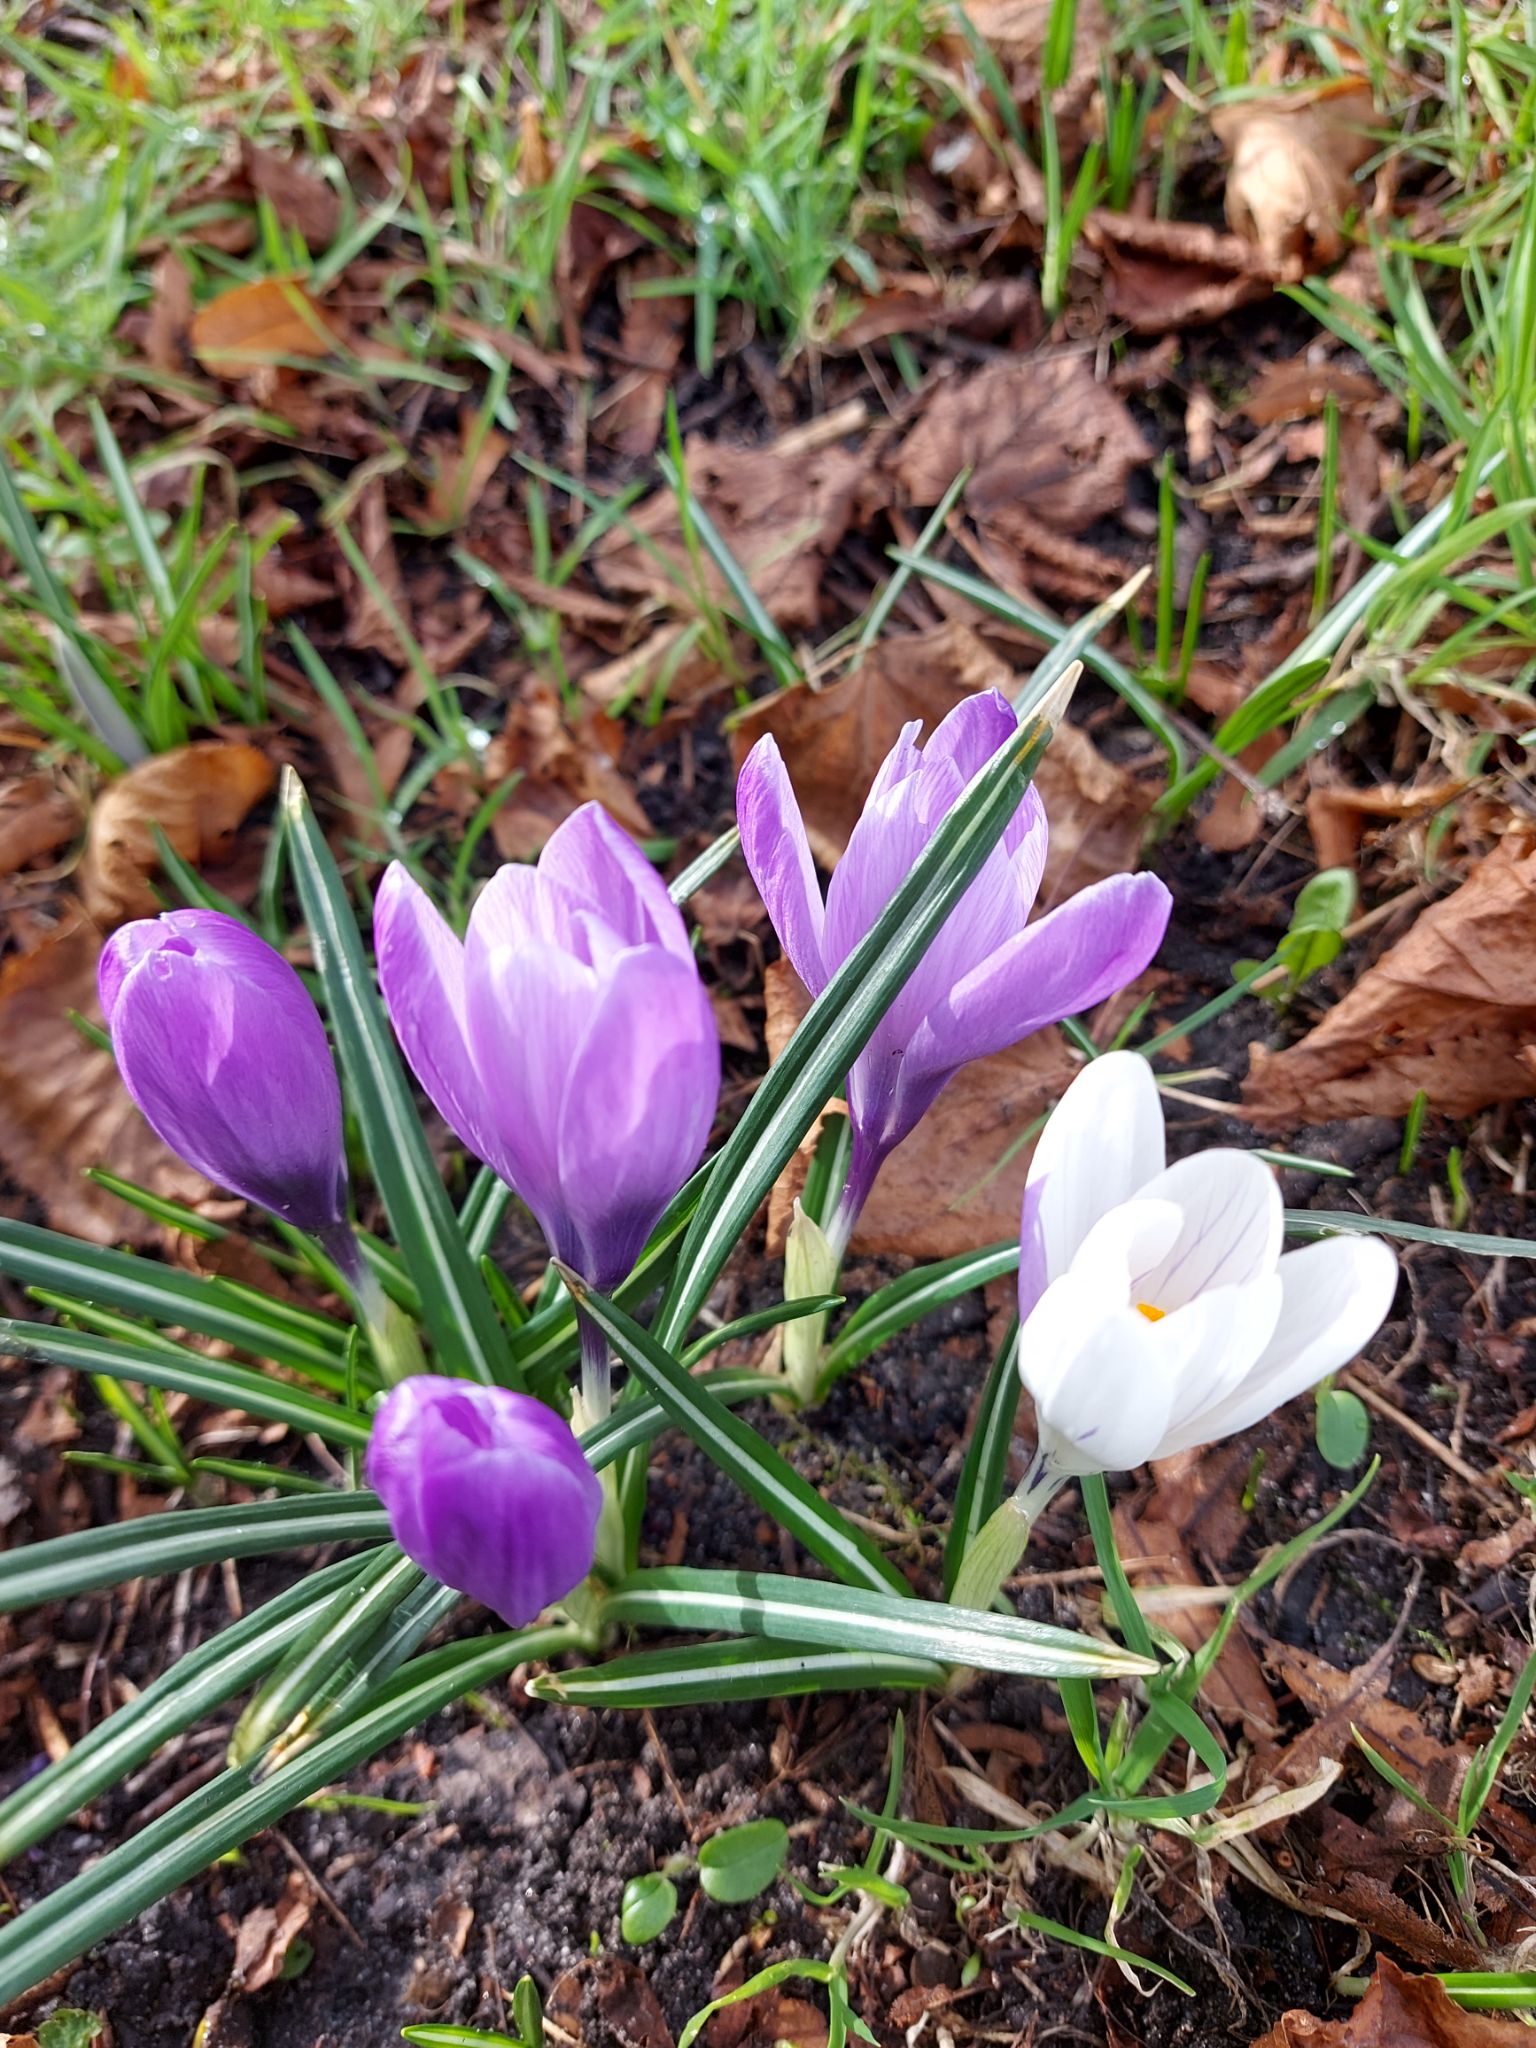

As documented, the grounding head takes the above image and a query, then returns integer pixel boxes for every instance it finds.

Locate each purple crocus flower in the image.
[98,909,348,1236]
[737,689,1173,1236]
[367,1377,602,1625]
[374,803,720,1295]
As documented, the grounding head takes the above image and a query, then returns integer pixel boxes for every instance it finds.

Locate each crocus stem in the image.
[823,1129,884,1267]
[950,1496,1035,1612]
[575,1305,612,1427]
[570,1345,626,1582]
[319,1225,424,1387]
[949,1457,1062,1612]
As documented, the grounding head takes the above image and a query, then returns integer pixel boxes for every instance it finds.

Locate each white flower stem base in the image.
[949,1461,1062,1612]
[576,1306,613,1426]
[572,1316,626,1580]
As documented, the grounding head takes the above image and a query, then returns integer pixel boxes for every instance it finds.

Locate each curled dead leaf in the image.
[79,741,275,927]
[1082,209,1281,333]
[1211,80,1378,275]
[1251,1956,1526,2048]
[0,920,221,1244]
[1241,840,1536,1127]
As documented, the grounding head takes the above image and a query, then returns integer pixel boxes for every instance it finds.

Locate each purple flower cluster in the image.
[99,695,1171,1628]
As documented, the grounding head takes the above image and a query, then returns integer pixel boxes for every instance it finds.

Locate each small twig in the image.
[272,1829,365,1948]
[1347,1365,1511,1506]
[642,1708,700,1844]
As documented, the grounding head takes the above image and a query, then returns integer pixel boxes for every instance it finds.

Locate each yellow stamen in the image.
[1135,1302,1166,1323]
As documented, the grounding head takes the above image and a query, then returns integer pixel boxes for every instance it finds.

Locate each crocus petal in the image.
[375,864,500,1172]
[555,946,720,1286]
[736,735,827,993]
[367,1378,602,1627]
[864,719,924,808]
[103,911,346,1231]
[931,872,1173,1074]
[540,802,694,965]
[1020,1272,1191,1476]
[1150,1273,1284,1457]
[1174,1234,1399,1450]
[1130,1150,1282,1310]
[1020,1051,1165,1316]
[1003,783,1050,889]
[463,935,596,1252]
[919,689,1019,785]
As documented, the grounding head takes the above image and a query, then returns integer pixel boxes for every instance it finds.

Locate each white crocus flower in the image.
[1015,1050,1398,1496]
[952,1051,1397,1612]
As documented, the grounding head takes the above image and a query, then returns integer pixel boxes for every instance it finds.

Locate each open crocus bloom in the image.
[1016,1051,1398,1490]
[375,803,720,1294]
[737,690,1172,1234]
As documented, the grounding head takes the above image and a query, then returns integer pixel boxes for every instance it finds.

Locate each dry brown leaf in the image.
[424,414,512,528]
[1238,355,1385,425]
[1196,732,1285,854]
[950,0,1104,105]
[240,141,341,250]
[1211,80,1378,275]
[1306,775,1467,873]
[595,429,872,631]
[190,276,343,377]
[1241,841,1536,1127]
[764,959,1075,1260]
[0,921,219,1244]
[1251,1957,1527,2048]
[706,1987,825,2048]
[231,1873,314,1994]
[1113,1501,1278,1738]
[341,477,413,666]
[601,259,690,459]
[142,250,194,374]
[484,685,651,862]
[557,203,647,327]
[1264,1638,1463,1793]
[595,1959,675,2048]
[79,741,275,927]
[0,774,79,877]
[893,356,1150,537]
[729,621,1151,905]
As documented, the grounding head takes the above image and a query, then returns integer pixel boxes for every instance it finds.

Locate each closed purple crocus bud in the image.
[98,909,348,1235]
[366,1377,602,1625]
[374,803,721,1295]
[737,690,1173,1237]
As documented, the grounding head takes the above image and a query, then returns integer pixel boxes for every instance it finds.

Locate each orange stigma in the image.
[1135,1302,1166,1323]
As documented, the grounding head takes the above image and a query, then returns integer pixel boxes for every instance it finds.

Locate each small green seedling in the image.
[1236,870,1356,1008]
[620,1817,791,1942]
[1315,1378,1372,1469]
